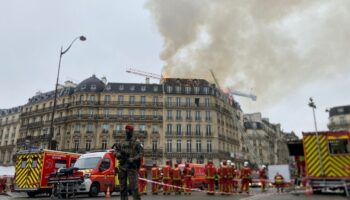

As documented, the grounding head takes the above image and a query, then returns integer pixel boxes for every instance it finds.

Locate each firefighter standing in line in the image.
[218,160,229,194]
[172,163,182,195]
[205,160,216,195]
[259,165,268,192]
[138,164,147,195]
[183,163,193,195]
[162,160,173,195]
[113,125,143,200]
[227,161,233,194]
[274,172,285,193]
[151,163,160,195]
[231,163,238,193]
[239,161,252,194]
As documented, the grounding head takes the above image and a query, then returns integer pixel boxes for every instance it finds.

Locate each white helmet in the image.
[244,161,249,167]
[262,165,266,169]
[227,160,232,165]
[231,163,235,167]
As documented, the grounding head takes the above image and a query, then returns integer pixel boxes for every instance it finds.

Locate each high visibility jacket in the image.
[219,165,229,178]
[275,175,284,184]
[151,167,159,180]
[139,167,147,178]
[205,165,216,179]
[228,167,233,178]
[232,167,238,178]
[183,167,193,177]
[259,169,267,179]
[172,168,181,180]
[240,167,252,179]
[162,165,172,180]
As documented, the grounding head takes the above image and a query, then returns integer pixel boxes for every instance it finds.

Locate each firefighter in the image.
[183,162,193,195]
[162,160,172,195]
[231,163,238,193]
[172,163,182,195]
[138,164,147,195]
[218,160,229,194]
[114,124,143,200]
[274,172,284,193]
[205,160,216,195]
[151,163,160,195]
[227,161,233,194]
[239,161,252,194]
[259,165,268,192]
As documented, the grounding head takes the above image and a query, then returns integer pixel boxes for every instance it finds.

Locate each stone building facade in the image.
[16,75,244,166]
[0,106,22,165]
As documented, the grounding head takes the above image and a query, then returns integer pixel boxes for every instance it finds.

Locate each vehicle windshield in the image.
[74,157,101,170]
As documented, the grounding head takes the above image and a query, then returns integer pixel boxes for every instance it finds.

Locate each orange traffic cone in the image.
[305,181,313,196]
[106,185,111,198]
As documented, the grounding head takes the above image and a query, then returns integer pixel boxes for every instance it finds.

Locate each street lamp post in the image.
[48,36,86,150]
[308,97,325,176]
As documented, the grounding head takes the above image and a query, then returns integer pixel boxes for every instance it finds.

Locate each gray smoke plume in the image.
[145,0,350,109]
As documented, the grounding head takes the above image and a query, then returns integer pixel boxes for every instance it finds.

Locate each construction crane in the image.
[126,68,162,83]
[209,69,257,101]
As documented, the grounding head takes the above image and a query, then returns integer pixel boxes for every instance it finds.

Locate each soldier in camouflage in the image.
[113,125,143,200]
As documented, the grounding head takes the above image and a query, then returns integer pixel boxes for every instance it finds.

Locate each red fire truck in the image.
[14,149,80,197]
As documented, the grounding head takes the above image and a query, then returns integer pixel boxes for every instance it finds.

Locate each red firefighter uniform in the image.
[274,173,284,193]
[240,163,252,194]
[138,164,148,195]
[205,160,216,195]
[172,163,182,195]
[231,164,238,193]
[218,160,229,194]
[259,166,268,192]
[162,160,173,195]
[227,164,233,194]
[151,163,160,194]
[183,163,193,195]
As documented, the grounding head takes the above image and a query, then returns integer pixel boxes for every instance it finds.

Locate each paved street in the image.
[1,188,348,200]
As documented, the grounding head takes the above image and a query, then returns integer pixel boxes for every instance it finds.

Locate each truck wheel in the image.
[89,183,100,197]
[27,192,36,198]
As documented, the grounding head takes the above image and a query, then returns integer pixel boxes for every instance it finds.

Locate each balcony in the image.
[53,114,163,123]
[71,101,164,108]
[165,103,216,109]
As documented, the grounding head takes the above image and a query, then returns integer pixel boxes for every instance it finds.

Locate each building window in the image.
[106,85,111,91]
[153,96,158,105]
[176,97,181,106]
[118,95,124,104]
[175,86,181,93]
[74,124,81,132]
[196,140,202,153]
[195,111,201,121]
[187,140,192,153]
[166,139,172,153]
[141,96,146,105]
[194,87,200,94]
[176,110,182,120]
[186,124,192,136]
[207,140,212,153]
[153,110,158,118]
[166,97,173,106]
[183,111,190,121]
[206,125,212,136]
[140,110,145,119]
[87,123,94,133]
[186,97,191,106]
[139,124,146,133]
[203,87,209,94]
[130,85,135,91]
[102,140,107,150]
[153,86,158,92]
[185,86,191,94]
[152,140,157,152]
[129,110,135,118]
[90,95,96,102]
[89,109,94,117]
[104,109,109,118]
[205,98,210,107]
[141,85,146,91]
[152,125,158,133]
[176,124,182,136]
[195,124,201,136]
[102,124,109,133]
[328,139,350,154]
[195,98,200,107]
[74,140,79,152]
[166,124,173,135]
[117,109,123,117]
[167,86,173,93]
[205,111,211,121]
[79,95,84,103]
[116,124,123,133]
[86,140,91,151]
[104,95,111,104]
[129,96,135,105]
[91,84,96,90]
[176,140,182,153]
[167,110,173,120]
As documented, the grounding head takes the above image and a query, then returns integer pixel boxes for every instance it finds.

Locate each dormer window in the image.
[81,85,86,90]
[194,87,200,94]
[175,86,181,93]
[106,85,111,91]
[185,86,191,94]
[91,85,96,90]
[153,86,158,92]
[141,86,146,92]
[119,85,124,91]
[130,85,135,91]
[167,86,173,93]
[203,87,209,94]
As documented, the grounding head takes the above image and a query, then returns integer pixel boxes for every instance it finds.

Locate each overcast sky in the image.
[0,0,349,137]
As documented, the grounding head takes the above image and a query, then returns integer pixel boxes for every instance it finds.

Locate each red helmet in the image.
[125,124,134,131]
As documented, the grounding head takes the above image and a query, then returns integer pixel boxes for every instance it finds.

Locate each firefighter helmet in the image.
[208,160,213,165]
[244,161,249,167]
[125,124,134,131]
